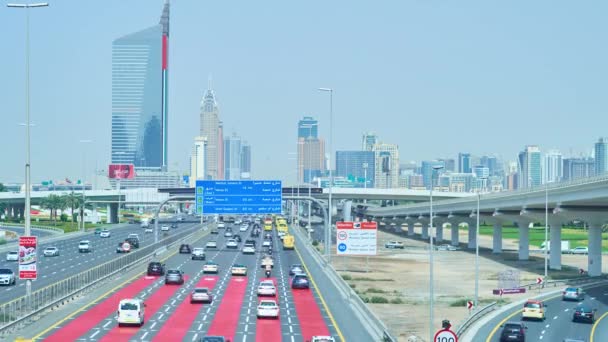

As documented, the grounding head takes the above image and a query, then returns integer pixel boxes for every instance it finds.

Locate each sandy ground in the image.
[334,227,602,342]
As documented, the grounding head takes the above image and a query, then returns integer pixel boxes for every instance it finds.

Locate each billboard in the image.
[336,221,377,256]
[196,180,282,214]
[108,164,135,179]
[19,236,37,279]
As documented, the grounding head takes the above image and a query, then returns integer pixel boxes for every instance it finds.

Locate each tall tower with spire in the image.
[200,78,221,179]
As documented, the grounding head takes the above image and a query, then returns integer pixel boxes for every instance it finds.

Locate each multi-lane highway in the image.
[0,222,200,304]
[472,282,608,342]
[27,221,360,341]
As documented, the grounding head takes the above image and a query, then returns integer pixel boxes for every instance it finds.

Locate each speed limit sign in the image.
[434,329,458,342]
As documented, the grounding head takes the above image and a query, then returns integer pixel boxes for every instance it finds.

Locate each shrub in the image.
[60,213,68,222]
[370,296,389,304]
[367,288,386,294]
[449,298,469,307]
[312,240,319,246]
[390,298,404,304]
[341,274,352,281]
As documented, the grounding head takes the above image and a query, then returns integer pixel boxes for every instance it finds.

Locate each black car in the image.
[233,234,242,242]
[245,239,257,247]
[200,336,229,342]
[211,229,219,235]
[147,262,165,276]
[291,274,310,289]
[179,244,192,254]
[125,237,139,248]
[572,304,596,323]
[116,242,131,253]
[165,269,185,285]
[499,322,526,342]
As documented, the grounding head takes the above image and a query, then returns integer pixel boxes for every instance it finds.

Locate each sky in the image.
[1,0,608,185]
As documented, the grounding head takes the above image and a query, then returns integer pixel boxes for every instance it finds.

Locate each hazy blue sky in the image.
[2,0,607,185]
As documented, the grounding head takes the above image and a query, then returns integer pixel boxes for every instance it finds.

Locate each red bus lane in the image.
[99,276,189,342]
[153,275,219,341]
[44,275,157,342]
[292,285,331,341]
[206,277,248,340]
[255,278,281,342]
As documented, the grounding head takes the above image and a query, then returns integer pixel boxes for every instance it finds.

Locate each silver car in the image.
[190,287,212,303]
[164,269,184,285]
[562,287,585,301]
[43,247,60,257]
[0,269,16,286]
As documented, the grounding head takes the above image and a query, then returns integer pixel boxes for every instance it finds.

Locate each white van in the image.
[117,298,145,327]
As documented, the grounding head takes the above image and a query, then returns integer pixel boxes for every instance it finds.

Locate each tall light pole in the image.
[475,176,487,310]
[429,165,444,340]
[363,162,368,203]
[544,181,549,280]
[8,1,49,303]
[79,140,92,231]
[318,87,333,263]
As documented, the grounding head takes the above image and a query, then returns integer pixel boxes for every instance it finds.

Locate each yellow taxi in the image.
[522,299,545,320]
[231,264,248,276]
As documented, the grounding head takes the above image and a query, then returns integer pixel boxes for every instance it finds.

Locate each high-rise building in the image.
[594,138,608,176]
[298,116,318,139]
[224,133,242,180]
[189,137,206,187]
[518,145,542,188]
[563,157,595,181]
[409,174,424,189]
[544,150,563,183]
[240,143,251,179]
[373,143,399,188]
[111,1,170,170]
[362,132,378,151]
[440,158,456,172]
[335,151,375,188]
[217,121,224,180]
[421,160,445,189]
[458,153,471,173]
[298,137,326,183]
[199,83,221,180]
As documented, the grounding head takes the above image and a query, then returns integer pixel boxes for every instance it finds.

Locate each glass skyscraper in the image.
[594,138,608,175]
[111,1,170,170]
[298,116,318,139]
[518,145,542,188]
[335,151,375,187]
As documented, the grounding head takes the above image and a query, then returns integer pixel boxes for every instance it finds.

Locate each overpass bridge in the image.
[366,174,608,276]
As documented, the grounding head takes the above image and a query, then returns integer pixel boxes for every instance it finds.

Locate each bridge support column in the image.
[107,203,118,224]
[422,225,429,239]
[549,222,562,270]
[518,221,530,261]
[450,223,459,246]
[18,205,24,221]
[588,225,602,277]
[343,201,352,222]
[407,223,414,236]
[493,223,502,254]
[468,224,476,249]
[436,223,444,242]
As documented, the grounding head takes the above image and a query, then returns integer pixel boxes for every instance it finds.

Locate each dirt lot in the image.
[334,228,601,342]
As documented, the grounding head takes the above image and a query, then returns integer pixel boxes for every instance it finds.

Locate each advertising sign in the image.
[195,180,282,214]
[108,164,135,179]
[19,236,37,280]
[336,221,377,256]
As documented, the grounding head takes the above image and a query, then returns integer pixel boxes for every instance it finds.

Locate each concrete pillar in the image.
[343,201,352,222]
[518,222,530,261]
[436,223,444,242]
[468,223,476,249]
[107,204,113,224]
[588,225,602,277]
[422,225,429,239]
[18,205,25,221]
[451,223,459,246]
[407,223,414,236]
[492,223,502,254]
[549,223,562,270]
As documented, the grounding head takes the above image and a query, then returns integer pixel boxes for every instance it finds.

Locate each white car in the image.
[99,230,111,238]
[206,241,218,249]
[311,337,336,342]
[78,240,92,253]
[436,244,458,251]
[191,247,206,260]
[257,280,276,296]
[240,225,248,232]
[203,262,219,274]
[6,252,18,262]
[43,247,60,257]
[262,240,271,248]
[226,239,238,249]
[217,223,225,229]
[257,300,279,318]
[569,247,589,255]
[144,227,153,233]
[242,244,256,254]
[0,269,16,285]
[161,225,170,231]
[224,231,233,238]
[117,298,145,327]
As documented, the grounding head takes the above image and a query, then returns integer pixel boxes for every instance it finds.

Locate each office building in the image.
[421,160,445,189]
[241,143,251,179]
[298,116,318,139]
[111,1,170,170]
[217,121,224,179]
[563,157,595,181]
[189,137,206,187]
[518,145,542,188]
[373,143,399,188]
[544,150,563,183]
[335,151,375,188]
[595,138,608,176]
[409,174,424,189]
[111,169,182,189]
[224,133,242,180]
[199,83,221,180]
[439,158,456,172]
[458,153,471,173]
[298,137,326,183]
[362,132,378,151]
[506,172,519,191]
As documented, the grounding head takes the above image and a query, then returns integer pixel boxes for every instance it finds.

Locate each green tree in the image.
[42,194,65,225]
[0,183,6,192]
[62,192,82,225]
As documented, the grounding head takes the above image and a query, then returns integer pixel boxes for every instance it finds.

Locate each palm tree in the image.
[62,192,81,225]
[42,194,64,225]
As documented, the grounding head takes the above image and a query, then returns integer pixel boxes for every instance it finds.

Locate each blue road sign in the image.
[195,180,282,214]
[338,243,347,252]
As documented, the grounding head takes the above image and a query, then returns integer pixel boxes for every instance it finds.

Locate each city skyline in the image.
[2,1,608,184]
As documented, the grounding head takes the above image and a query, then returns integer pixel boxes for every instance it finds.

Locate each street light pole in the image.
[544,181,549,280]
[475,176,486,310]
[8,1,49,304]
[79,140,92,231]
[429,165,444,340]
[319,87,333,263]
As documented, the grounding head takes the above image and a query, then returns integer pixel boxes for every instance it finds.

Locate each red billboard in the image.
[108,164,135,179]
[19,236,37,280]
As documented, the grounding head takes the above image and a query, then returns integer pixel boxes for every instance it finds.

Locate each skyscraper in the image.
[224,133,242,180]
[217,121,224,180]
[518,145,542,188]
[297,116,325,183]
[240,143,251,179]
[458,153,471,173]
[544,150,563,183]
[594,138,608,176]
[362,132,378,151]
[335,151,375,187]
[373,143,399,188]
[563,157,595,181]
[421,160,445,189]
[189,137,206,187]
[298,116,318,138]
[111,1,170,170]
[199,82,220,180]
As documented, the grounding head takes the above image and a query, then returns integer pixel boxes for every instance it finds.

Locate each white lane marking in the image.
[157,313,164,320]
[553,316,558,320]
[149,322,157,330]
[541,330,545,334]
[192,333,199,342]
[198,323,203,330]
[545,324,550,328]
[90,330,100,338]
[564,309,569,312]
[140,332,148,340]
[103,320,112,328]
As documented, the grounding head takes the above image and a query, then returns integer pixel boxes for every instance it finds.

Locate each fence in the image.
[0,223,64,234]
[0,225,207,336]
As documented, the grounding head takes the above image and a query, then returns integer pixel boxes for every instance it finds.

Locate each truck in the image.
[140,219,150,228]
[539,241,570,254]
[283,235,295,250]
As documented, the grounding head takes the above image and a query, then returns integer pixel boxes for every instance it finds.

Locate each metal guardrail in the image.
[0,223,64,234]
[291,224,397,342]
[456,302,497,337]
[0,225,208,336]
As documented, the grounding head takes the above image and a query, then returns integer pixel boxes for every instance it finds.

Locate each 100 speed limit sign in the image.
[434,329,457,342]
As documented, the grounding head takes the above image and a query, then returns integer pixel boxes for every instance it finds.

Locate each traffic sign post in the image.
[335,221,377,256]
[467,300,473,313]
[434,329,458,342]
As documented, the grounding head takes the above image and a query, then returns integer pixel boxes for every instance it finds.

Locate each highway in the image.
[0,226,54,239]
[473,282,608,342]
[29,222,366,341]
[0,221,200,305]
